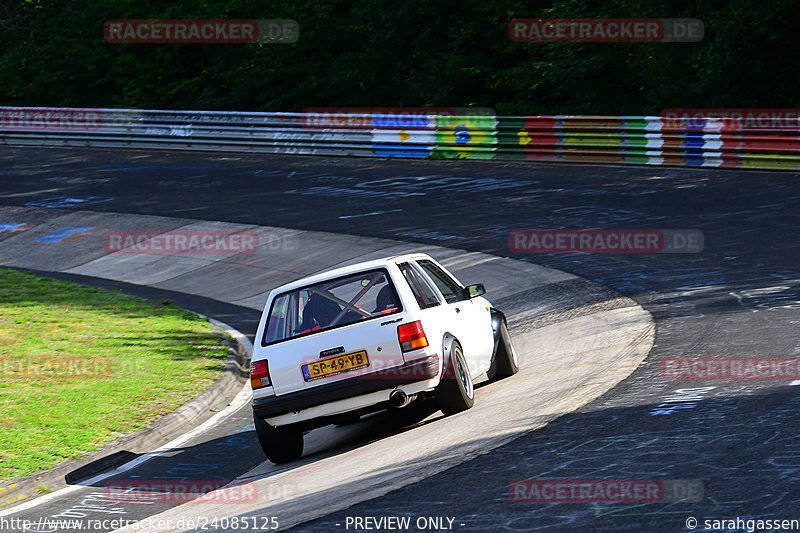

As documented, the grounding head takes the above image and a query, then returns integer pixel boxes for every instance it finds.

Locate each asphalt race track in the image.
[1,146,800,531]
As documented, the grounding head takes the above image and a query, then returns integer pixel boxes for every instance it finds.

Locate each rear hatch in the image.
[258,267,407,396]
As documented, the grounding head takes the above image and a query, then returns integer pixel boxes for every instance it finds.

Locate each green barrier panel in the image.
[495,117,528,131]
[739,153,800,170]
[619,134,652,148]
[563,132,624,148]
[622,117,650,131]
[619,149,651,164]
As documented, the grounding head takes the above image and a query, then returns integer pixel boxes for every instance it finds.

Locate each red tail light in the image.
[397,321,429,352]
[250,359,271,389]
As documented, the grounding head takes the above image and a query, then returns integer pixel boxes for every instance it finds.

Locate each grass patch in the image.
[0,269,229,482]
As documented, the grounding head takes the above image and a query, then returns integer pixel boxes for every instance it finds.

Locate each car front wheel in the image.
[436,341,475,415]
[253,412,304,464]
[493,319,519,378]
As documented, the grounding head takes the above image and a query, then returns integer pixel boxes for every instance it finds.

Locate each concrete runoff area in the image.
[0,205,653,531]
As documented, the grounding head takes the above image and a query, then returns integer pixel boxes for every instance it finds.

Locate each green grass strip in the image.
[0,269,229,481]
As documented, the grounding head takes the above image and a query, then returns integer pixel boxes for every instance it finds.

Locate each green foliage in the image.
[0,0,797,114]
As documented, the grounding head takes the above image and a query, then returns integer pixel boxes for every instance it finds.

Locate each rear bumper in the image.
[252,355,440,420]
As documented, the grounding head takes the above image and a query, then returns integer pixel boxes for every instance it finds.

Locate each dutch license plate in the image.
[302,350,369,381]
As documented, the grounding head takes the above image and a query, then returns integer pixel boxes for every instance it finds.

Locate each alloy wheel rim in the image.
[455,347,473,398]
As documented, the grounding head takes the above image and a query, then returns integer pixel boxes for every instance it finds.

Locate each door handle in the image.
[455,307,461,313]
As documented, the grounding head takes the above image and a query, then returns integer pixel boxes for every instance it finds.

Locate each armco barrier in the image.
[1,107,798,170]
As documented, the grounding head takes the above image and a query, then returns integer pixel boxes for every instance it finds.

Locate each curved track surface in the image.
[1,147,800,531]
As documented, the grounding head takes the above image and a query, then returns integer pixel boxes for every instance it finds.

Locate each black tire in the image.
[253,412,303,464]
[436,341,475,415]
[493,319,519,378]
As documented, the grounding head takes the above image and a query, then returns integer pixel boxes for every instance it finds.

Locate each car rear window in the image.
[262,268,402,346]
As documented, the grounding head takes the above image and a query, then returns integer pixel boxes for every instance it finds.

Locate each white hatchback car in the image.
[250,253,518,463]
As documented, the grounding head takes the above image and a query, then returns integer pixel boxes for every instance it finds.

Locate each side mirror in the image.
[464,283,486,299]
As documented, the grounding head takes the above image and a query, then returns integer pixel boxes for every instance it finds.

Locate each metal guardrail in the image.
[1,107,798,170]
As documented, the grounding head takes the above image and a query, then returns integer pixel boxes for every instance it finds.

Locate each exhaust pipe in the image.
[389,389,415,408]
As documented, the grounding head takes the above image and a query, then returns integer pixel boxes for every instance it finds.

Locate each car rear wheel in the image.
[253,412,303,464]
[436,341,474,415]
[493,319,519,378]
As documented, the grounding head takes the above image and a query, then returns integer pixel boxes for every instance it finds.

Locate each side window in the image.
[417,260,464,303]
[398,262,441,309]
[264,293,291,344]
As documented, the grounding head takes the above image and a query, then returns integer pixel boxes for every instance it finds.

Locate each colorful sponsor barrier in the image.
[1,107,798,170]
[497,115,800,170]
